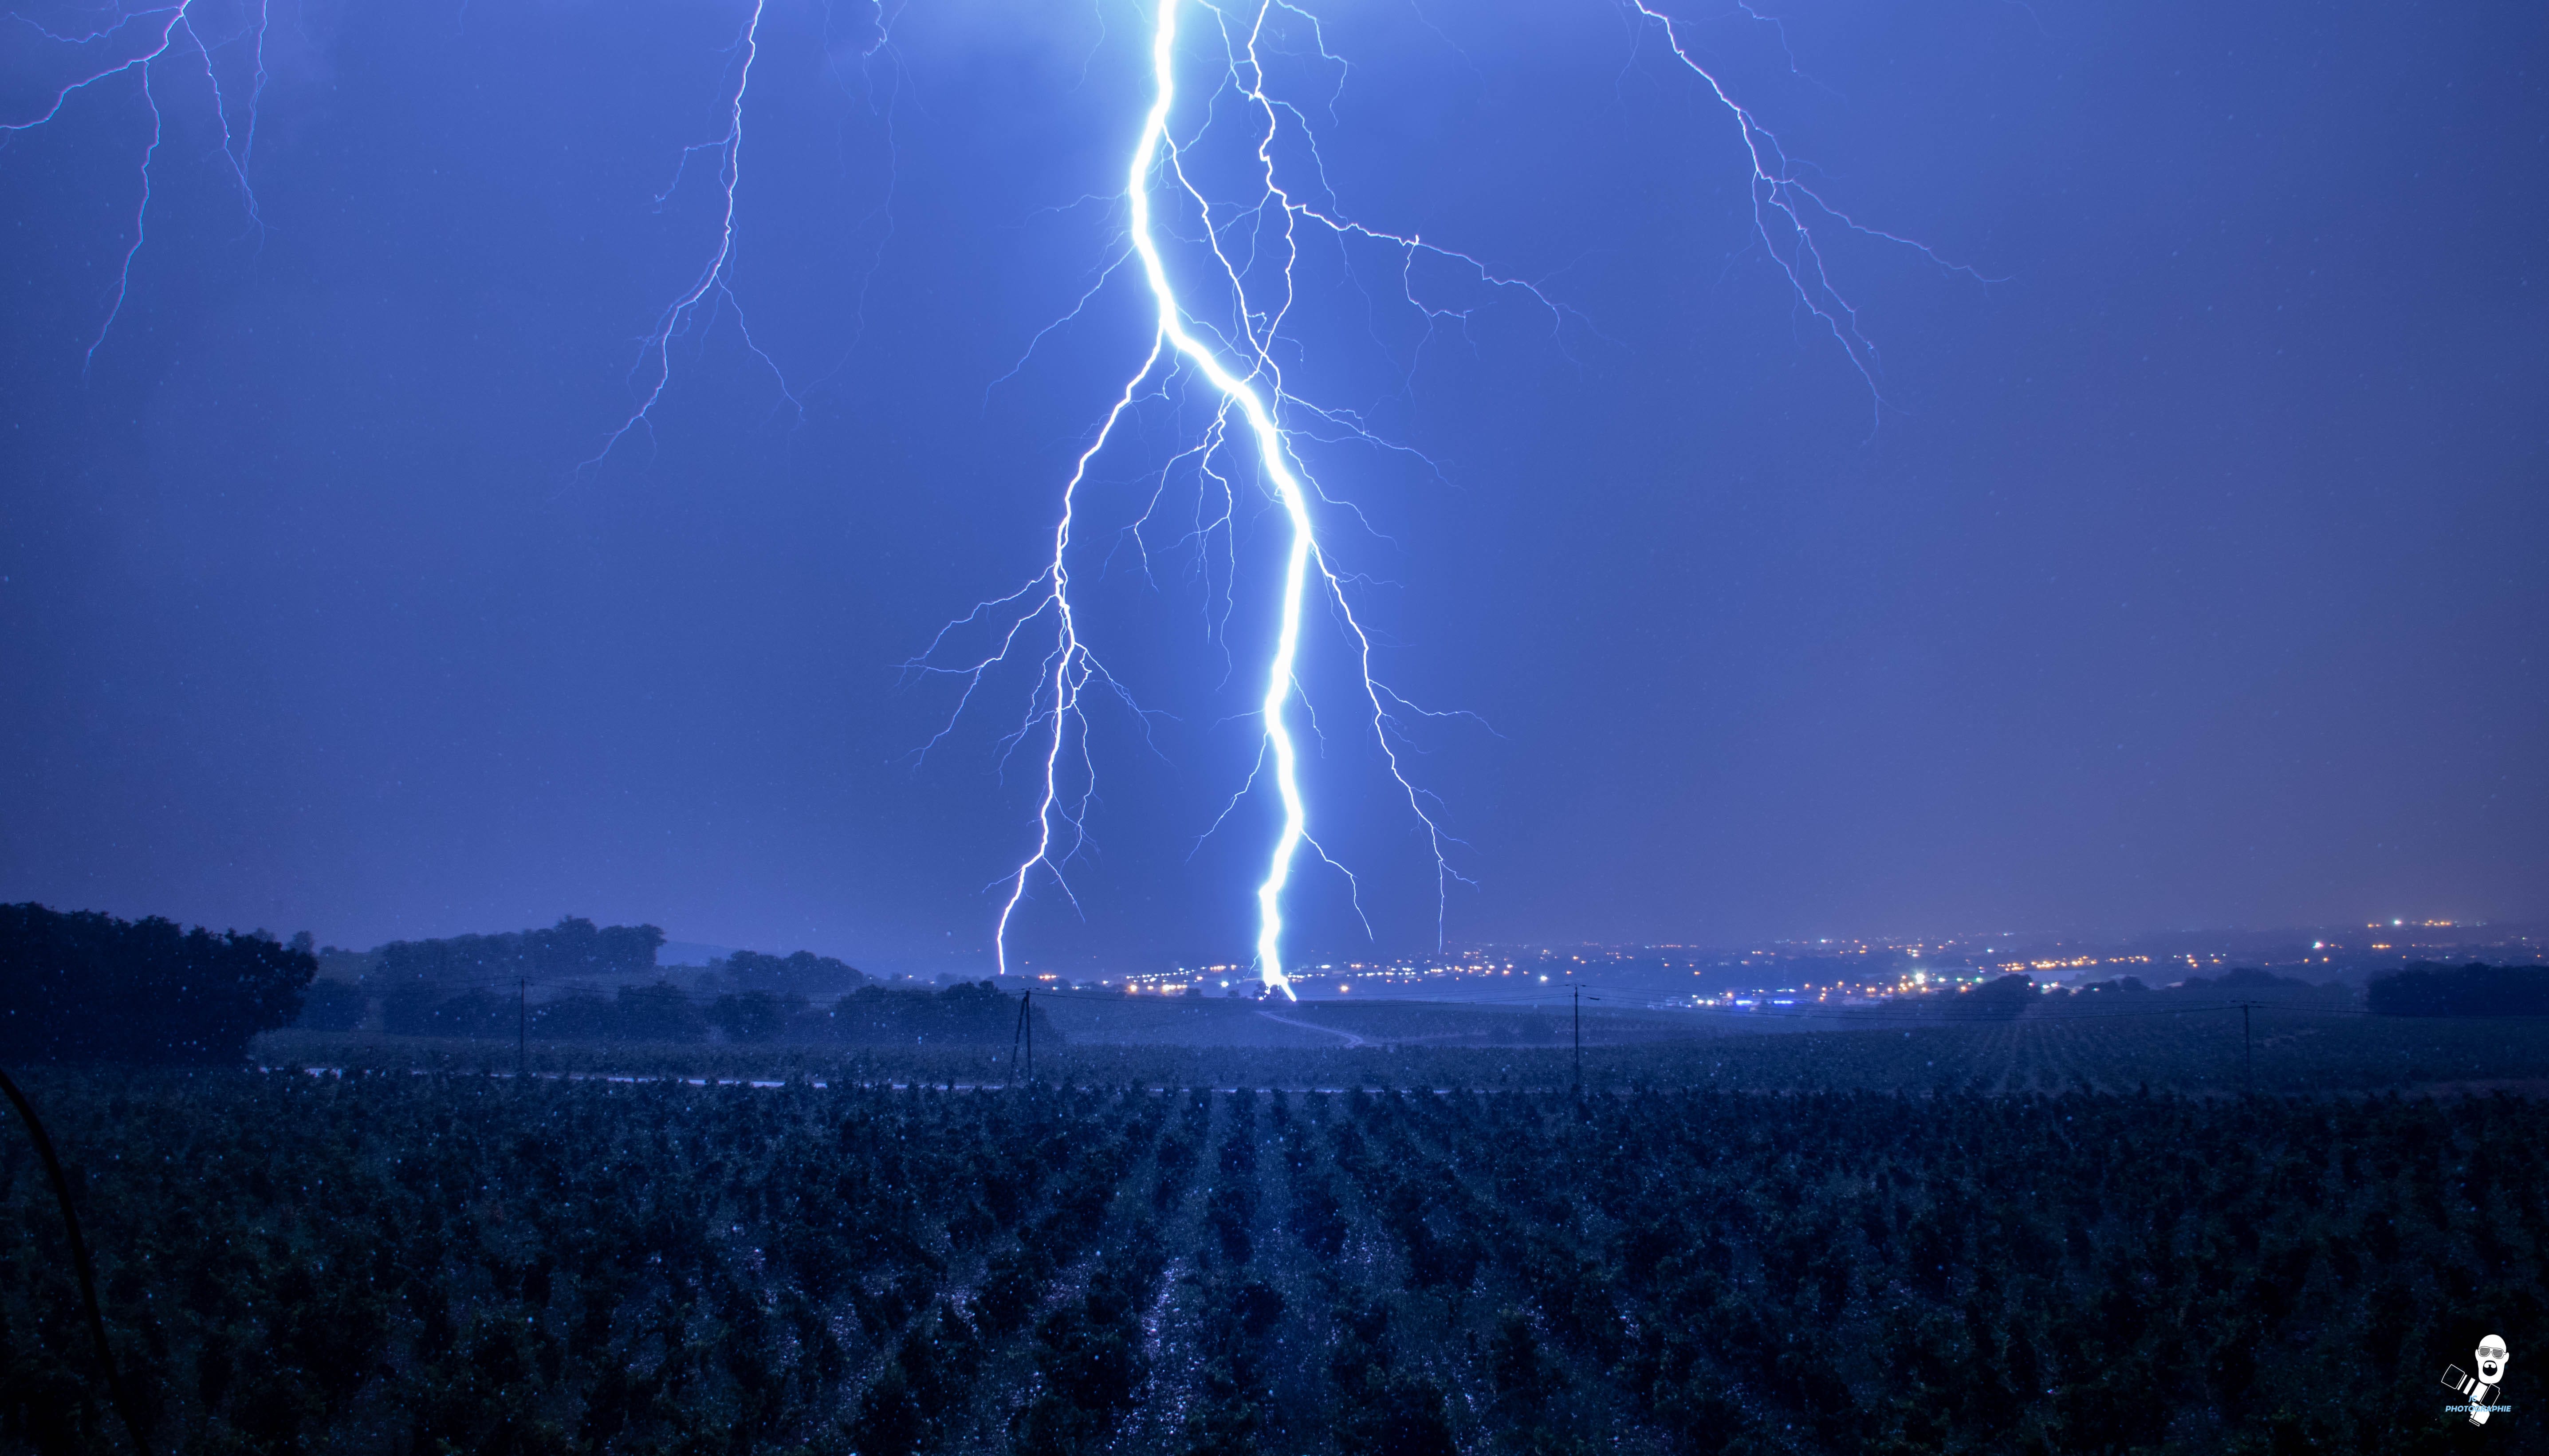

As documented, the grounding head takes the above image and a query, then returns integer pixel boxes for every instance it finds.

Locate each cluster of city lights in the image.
[1111,959,1535,995]
[1001,917,2525,1003]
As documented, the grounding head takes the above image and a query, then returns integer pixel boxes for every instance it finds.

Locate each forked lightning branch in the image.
[916,0,1966,995]
[6,0,1968,992]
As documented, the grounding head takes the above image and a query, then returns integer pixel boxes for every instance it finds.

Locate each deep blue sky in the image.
[2,0,2542,971]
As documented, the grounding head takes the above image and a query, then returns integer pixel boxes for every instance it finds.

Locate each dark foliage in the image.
[0,903,314,1065]
[1942,972,2035,1020]
[384,985,519,1040]
[527,991,615,1042]
[373,917,673,1037]
[2371,962,2549,1018]
[709,949,866,997]
[372,917,664,1010]
[609,981,705,1043]
[370,976,1052,1051]
[2069,976,2151,995]
[292,980,368,1032]
[829,981,1044,1045]
[707,990,803,1043]
[3,1070,2538,1454]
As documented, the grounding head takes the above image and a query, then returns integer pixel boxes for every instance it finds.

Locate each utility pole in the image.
[518,978,527,1078]
[1564,982,1601,1100]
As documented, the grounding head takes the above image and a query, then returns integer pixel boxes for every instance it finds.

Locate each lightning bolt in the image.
[1624,0,1996,416]
[5,0,271,371]
[918,0,1979,1001]
[579,0,908,474]
[1132,0,1329,1001]
[919,0,1575,999]
[580,0,799,475]
[11,0,1976,1003]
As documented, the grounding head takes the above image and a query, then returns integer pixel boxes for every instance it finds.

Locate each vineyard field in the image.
[0,1067,2541,1453]
[254,1004,2549,1097]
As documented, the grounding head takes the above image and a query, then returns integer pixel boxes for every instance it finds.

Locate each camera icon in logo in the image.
[2442,1334,2511,1425]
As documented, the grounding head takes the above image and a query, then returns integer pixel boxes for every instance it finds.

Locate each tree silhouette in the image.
[0,902,314,1064]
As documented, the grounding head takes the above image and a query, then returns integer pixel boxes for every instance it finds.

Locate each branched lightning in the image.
[5,0,272,370]
[1624,0,1995,415]
[10,0,1979,994]
[919,0,1980,997]
[579,0,908,472]
[581,0,799,474]
[918,0,1575,997]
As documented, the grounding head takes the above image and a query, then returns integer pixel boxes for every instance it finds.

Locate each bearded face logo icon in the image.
[2443,1335,2511,1426]
[2477,1336,2510,1387]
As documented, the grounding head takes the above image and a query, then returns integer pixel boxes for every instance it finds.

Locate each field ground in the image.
[1,1065,2541,1455]
[256,1001,2549,1098]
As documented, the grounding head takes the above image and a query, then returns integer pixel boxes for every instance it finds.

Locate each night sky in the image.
[2,0,2541,972]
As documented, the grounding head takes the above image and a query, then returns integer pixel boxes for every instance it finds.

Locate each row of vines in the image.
[261,1009,2549,1094]
[0,1070,2540,1453]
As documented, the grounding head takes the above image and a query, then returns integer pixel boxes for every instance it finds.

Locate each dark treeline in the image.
[338,979,1058,1050]
[1904,968,2333,1024]
[0,904,312,1065]
[1942,972,2035,1019]
[371,918,667,995]
[294,920,879,1039]
[2370,961,2549,1017]
[296,917,683,1035]
[702,949,867,998]
[0,1072,2536,1453]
